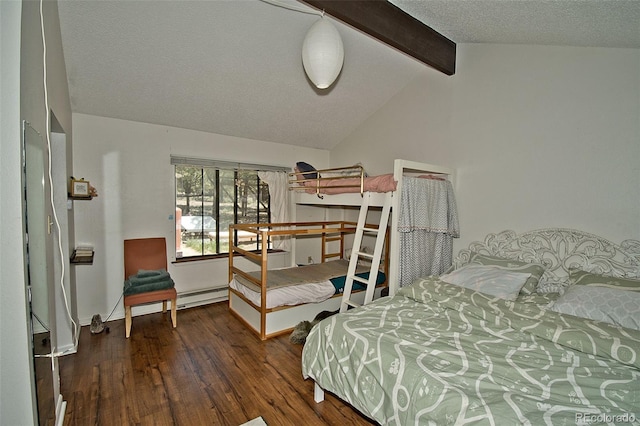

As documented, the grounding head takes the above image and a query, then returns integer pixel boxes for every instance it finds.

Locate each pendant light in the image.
[302,17,344,89]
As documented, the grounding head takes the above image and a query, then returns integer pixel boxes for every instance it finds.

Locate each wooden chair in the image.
[123,237,177,338]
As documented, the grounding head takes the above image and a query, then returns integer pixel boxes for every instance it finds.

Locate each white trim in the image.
[55,394,66,426]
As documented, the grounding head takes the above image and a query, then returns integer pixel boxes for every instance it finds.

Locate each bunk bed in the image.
[293,159,455,297]
[228,159,455,340]
[302,228,640,424]
[228,221,389,340]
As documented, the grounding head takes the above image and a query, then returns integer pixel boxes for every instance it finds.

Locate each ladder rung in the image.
[354,251,373,259]
[349,276,369,285]
[362,227,379,233]
[344,300,361,308]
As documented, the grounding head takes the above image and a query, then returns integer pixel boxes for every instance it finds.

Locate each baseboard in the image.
[55,394,66,426]
[176,286,229,309]
[79,286,230,325]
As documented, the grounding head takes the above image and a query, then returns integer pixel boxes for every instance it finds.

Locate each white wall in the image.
[72,114,329,324]
[1,0,74,423]
[331,43,640,250]
[1,1,38,424]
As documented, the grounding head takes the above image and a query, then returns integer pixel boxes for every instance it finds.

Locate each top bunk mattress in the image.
[289,160,455,205]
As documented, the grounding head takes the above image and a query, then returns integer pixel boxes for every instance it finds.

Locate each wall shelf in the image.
[68,194,93,201]
[69,181,95,264]
[70,250,94,265]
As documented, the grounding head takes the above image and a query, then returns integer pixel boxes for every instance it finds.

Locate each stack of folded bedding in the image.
[124,269,175,295]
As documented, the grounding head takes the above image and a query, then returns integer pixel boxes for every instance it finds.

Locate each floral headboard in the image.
[452,228,640,291]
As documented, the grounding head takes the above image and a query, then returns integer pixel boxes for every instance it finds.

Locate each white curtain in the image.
[398,177,460,287]
[258,170,291,251]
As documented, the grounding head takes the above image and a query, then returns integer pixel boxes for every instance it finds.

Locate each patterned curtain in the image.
[398,177,460,287]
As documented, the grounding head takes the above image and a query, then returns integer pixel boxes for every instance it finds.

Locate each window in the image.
[172,157,285,259]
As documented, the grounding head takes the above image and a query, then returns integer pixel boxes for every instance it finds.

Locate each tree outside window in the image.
[175,165,271,259]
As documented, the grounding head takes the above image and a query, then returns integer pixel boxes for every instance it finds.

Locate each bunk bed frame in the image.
[228,159,454,340]
[228,221,390,340]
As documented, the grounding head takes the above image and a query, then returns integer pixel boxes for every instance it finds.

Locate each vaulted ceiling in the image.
[57,0,640,150]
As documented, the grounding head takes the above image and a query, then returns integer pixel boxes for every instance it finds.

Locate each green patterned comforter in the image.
[302,277,640,425]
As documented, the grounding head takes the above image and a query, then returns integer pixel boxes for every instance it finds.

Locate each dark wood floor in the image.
[58,302,375,425]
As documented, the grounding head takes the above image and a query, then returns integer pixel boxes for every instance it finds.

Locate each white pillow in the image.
[439,265,532,301]
[550,285,640,331]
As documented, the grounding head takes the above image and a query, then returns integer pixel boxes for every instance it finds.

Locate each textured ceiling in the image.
[391,0,640,48]
[58,0,640,150]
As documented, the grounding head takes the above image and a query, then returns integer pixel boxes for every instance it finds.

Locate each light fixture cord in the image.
[40,0,80,356]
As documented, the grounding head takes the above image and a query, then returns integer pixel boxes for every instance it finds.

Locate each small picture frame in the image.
[70,179,90,197]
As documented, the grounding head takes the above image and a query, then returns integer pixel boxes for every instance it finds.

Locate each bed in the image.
[291,159,456,297]
[228,221,389,340]
[302,228,640,424]
[229,258,386,309]
[229,159,455,340]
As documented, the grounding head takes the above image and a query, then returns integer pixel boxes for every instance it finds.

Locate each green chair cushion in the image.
[124,269,175,296]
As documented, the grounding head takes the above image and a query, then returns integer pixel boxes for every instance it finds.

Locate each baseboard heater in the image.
[177,286,229,310]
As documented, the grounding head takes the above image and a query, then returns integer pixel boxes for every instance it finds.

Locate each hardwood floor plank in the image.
[58,302,375,425]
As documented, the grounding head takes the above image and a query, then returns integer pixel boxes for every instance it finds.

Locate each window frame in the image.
[171,156,287,261]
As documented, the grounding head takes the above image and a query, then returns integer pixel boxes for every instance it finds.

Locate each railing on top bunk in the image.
[289,164,366,197]
[229,220,356,275]
[229,221,391,292]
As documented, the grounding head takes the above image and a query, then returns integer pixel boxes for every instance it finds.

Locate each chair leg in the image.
[125,306,132,338]
[170,298,177,328]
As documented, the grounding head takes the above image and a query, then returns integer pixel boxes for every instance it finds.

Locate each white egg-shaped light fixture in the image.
[302,17,344,89]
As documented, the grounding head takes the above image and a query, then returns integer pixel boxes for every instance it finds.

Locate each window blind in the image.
[170,155,289,172]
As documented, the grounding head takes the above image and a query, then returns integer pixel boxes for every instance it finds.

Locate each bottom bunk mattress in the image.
[229,259,386,309]
[302,277,640,424]
[229,279,335,308]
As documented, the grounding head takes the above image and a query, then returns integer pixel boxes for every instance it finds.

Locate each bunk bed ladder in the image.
[340,191,393,313]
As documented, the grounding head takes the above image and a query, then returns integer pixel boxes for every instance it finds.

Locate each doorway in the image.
[22,120,57,424]
[23,115,75,425]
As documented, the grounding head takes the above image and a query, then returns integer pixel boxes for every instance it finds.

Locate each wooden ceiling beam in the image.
[298,0,456,75]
